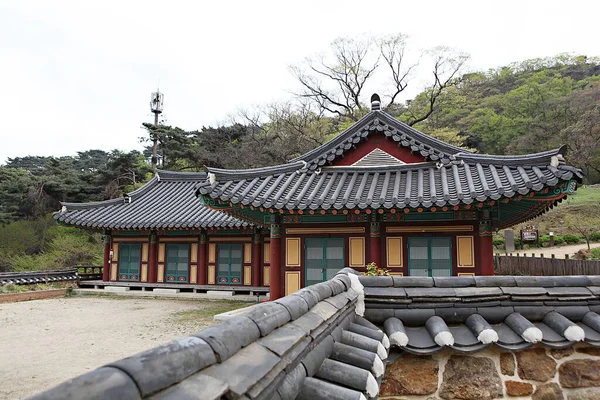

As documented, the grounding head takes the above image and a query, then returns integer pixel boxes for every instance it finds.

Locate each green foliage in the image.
[590,247,600,260]
[362,262,390,276]
[0,217,102,272]
[562,234,584,244]
[400,54,600,183]
[492,238,505,248]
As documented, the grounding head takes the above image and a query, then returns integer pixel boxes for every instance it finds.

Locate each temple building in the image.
[55,95,582,299]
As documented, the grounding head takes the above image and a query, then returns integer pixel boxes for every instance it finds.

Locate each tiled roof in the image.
[197,109,582,215]
[199,157,581,211]
[54,170,248,230]
[31,269,390,400]
[360,274,600,354]
[30,270,600,399]
[290,111,469,168]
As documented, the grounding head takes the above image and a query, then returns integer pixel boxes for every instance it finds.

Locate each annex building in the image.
[55,95,582,300]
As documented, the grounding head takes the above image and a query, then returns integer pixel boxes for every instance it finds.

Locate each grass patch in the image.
[170,300,251,324]
[523,186,600,235]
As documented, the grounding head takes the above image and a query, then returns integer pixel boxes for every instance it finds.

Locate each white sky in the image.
[1,0,598,164]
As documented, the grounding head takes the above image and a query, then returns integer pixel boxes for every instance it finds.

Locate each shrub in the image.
[590,232,600,242]
[492,238,504,248]
[590,247,600,260]
[563,234,585,244]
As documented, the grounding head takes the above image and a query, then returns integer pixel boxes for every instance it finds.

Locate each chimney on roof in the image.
[371,94,381,111]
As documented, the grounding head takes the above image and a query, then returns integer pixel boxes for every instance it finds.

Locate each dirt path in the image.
[498,242,600,258]
[0,296,247,399]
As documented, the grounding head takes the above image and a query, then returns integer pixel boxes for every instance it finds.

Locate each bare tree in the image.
[290,36,379,120]
[403,47,470,126]
[290,34,470,124]
[234,100,335,164]
[378,34,417,108]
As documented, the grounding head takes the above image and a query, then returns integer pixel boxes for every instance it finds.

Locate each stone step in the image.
[153,288,180,294]
[207,290,234,297]
[105,286,130,292]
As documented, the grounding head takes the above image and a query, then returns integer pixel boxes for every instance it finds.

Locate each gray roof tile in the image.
[55,171,247,229]
[201,343,280,397]
[107,336,216,397]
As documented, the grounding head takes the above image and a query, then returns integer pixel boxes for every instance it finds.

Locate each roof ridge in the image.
[157,169,208,181]
[59,177,160,210]
[207,161,307,180]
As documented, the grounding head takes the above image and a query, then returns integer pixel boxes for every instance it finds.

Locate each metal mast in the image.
[149,90,164,172]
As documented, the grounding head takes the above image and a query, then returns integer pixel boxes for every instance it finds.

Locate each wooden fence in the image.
[494,256,600,276]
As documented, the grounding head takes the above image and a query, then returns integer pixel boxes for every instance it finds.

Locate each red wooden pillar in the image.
[198,231,208,285]
[102,233,111,282]
[148,232,158,283]
[252,230,261,287]
[369,217,381,267]
[269,223,282,300]
[479,219,494,275]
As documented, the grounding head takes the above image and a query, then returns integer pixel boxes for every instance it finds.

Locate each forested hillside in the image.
[1,53,599,272]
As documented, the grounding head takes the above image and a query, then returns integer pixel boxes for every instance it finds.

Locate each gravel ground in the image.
[0,296,247,399]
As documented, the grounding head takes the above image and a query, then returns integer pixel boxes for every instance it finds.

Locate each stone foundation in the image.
[380,344,600,399]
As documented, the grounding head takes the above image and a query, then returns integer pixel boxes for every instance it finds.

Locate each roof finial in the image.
[370,93,381,111]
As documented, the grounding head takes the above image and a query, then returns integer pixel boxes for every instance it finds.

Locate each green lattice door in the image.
[165,244,190,283]
[408,237,452,277]
[305,238,345,286]
[118,243,141,281]
[217,244,242,285]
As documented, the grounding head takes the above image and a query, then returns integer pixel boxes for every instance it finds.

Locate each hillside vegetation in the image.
[1,52,599,272]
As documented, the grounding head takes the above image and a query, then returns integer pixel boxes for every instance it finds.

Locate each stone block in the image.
[532,382,563,400]
[105,286,130,292]
[559,359,600,388]
[516,348,556,382]
[108,336,216,397]
[29,366,141,400]
[576,346,600,356]
[567,388,600,400]
[505,380,533,396]
[206,290,233,296]
[500,352,515,376]
[550,347,574,359]
[380,353,438,396]
[438,356,502,400]
[193,315,260,362]
[153,288,180,294]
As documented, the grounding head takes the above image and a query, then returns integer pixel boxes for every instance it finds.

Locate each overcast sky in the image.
[1,0,598,164]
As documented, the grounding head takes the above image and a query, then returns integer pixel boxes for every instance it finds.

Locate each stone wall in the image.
[380,344,600,400]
